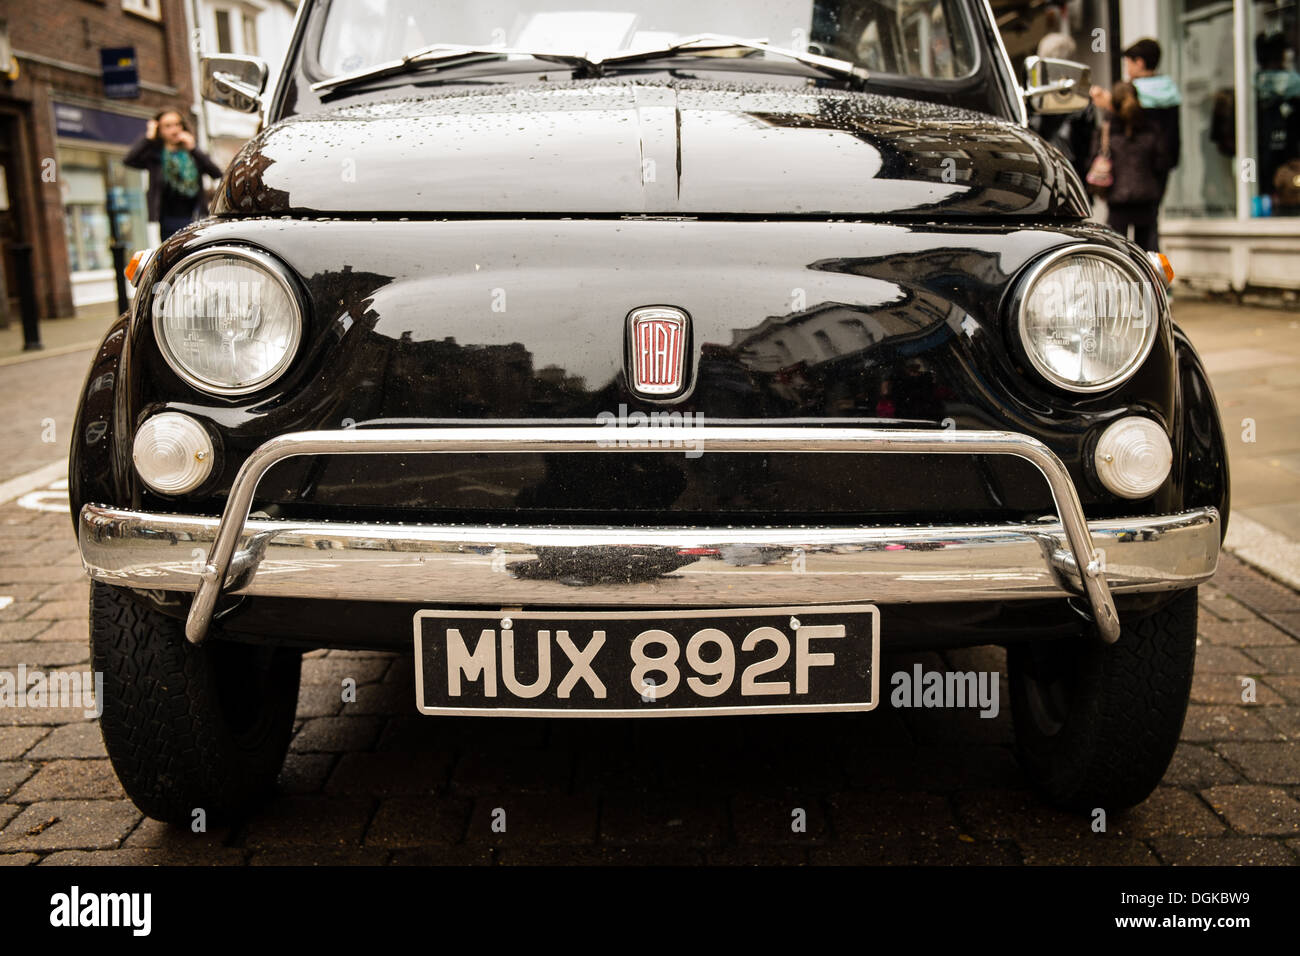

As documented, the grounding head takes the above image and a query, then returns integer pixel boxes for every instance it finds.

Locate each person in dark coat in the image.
[1090,82,1172,251]
[123,109,224,242]
[1090,39,1182,205]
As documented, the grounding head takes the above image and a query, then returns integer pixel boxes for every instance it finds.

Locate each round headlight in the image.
[1015,247,1158,392]
[152,246,303,395]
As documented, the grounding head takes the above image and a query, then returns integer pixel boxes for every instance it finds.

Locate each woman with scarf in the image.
[124,110,224,243]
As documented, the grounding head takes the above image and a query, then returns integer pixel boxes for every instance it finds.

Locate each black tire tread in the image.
[1009,588,1198,811]
[91,581,300,825]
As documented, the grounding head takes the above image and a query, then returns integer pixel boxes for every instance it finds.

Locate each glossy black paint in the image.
[72,217,1219,532]
[69,2,1230,649]
[216,81,1085,219]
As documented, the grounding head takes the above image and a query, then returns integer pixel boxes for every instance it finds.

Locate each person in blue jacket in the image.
[1090,38,1182,241]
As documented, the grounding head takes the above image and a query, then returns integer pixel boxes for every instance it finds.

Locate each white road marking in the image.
[0,461,66,506]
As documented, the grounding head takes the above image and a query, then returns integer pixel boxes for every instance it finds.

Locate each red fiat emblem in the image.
[628,306,689,396]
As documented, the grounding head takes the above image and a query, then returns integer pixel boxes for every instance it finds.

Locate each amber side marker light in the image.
[1147,251,1175,287]
[124,248,154,288]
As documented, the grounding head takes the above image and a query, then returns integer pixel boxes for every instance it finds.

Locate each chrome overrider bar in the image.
[75,426,1221,645]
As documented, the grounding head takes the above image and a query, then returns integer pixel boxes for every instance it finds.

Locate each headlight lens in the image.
[1016,248,1158,392]
[153,246,303,395]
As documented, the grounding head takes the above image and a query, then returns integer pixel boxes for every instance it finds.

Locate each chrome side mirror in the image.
[201,55,268,113]
[1024,55,1091,114]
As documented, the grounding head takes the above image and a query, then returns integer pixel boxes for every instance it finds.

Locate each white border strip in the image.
[1223,514,1300,592]
[0,461,67,507]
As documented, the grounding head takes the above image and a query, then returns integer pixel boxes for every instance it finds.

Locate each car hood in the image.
[216,79,1088,218]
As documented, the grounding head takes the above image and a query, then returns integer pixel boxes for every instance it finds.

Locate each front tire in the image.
[91,581,301,825]
[1008,588,1198,811]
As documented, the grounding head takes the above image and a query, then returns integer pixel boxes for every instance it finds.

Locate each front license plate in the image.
[413,605,879,717]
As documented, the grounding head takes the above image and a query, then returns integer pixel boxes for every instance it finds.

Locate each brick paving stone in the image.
[1260,706,1300,739]
[277,753,336,795]
[239,796,373,848]
[731,794,830,845]
[1191,670,1284,705]
[35,581,88,603]
[0,602,37,623]
[0,621,51,641]
[1110,789,1226,837]
[11,760,123,802]
[0,727,47,760]
[0,566,87,585]
[497,846,704,865]
[1265,677,1300,704]
[24,722,105,760]
[450,748,572,796]
[0,852,36,865]
[1199,616,1296,646]
[0,762,34,798]
[290,716,384,753]
[295,683,345,719]
[248,847,389,865]
[1151,836,1297,865]
[1194,644,1264,673]
[365,796,473,847]
[1017,839,1161,865]
[0,703,95,726]
[0,803,16,831]
[1198,591,1256,622]
[810,839,1022,865]
[843,745,1023,791]
[1242,645,1300,674]
[326,751,451,796]
[1217,742,1300,784]
[41,848,248,865]
[0,642,88,667]
[28,600,87,621]
[704,846,810,865]
[463,793,596,847]
[122,818,236,850]
[342,680,410,716]
[300,657,390,686]
[599,791,727,848]
[827,791,961,842]
[954,789,1101,840]
[30,620,85,643]
[1201,785,1300,835]
[1162,743,1243,787]
[0,800,139,851]
[388,846,495,865]
[1181,705,1282,742]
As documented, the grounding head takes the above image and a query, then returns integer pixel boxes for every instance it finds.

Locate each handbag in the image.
[1086,121,1114,193]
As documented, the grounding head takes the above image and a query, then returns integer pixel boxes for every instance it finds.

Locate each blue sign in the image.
[101,47,139,99]
[54,103,147,146]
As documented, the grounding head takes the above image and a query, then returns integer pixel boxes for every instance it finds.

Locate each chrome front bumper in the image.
[76,425,1222,645]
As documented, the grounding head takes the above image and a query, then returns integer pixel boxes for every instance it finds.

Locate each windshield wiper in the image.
[312,33,868,96]
[311,44,598,94]
[594,33,869,84]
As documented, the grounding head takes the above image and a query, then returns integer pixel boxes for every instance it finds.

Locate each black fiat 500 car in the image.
[72,0,1228,825]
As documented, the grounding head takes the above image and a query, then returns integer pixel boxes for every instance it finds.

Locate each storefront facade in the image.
[0,0,195,319]
[1122,0,1300,293]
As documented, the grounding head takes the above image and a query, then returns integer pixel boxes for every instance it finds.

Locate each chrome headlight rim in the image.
[1013,244,1160,395]
[151,244,305,397]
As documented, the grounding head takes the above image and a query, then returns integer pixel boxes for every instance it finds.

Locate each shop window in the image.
[211,4,259,57]
[1249,2,1300,216]
[1164,0,1238,219]
[58,146,148,275]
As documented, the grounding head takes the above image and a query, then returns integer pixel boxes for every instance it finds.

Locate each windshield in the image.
[314,0,977,82]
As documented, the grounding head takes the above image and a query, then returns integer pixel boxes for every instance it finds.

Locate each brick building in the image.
[0,0,198,320]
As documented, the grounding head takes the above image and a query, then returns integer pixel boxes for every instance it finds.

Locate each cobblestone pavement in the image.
[0,482,1297,865]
